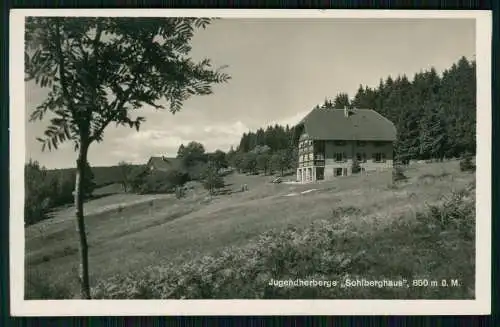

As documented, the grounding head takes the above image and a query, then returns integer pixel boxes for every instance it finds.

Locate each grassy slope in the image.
[25,161,475,299]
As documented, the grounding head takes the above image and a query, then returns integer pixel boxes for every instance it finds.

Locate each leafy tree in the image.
[138,168,189,194]
[273,149,293,176]
[333,92,351,109]
[208,149,228,171]
[226,146,237,166]
[25,17,230,298]
[251,144,271,155]
[50,170,75,206]
[165,169,190,187]
[229,151,245,173]
[179,141,207,167]
[256,153,271,175]
[128,165,150,193]
[242,152,258,174]
[177,144,186,158]
[203,165,225,195]
[25,160,51,225]
[185,161,208,181]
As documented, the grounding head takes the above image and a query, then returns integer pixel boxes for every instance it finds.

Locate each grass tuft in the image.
[25,271,74,299]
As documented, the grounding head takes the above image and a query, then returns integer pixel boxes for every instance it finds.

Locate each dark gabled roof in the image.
[146,156,183,171]
[297,108,397,141]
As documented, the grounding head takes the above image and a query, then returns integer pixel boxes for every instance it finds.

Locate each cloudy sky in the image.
[25,18,475,169]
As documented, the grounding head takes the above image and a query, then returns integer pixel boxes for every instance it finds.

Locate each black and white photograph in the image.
[10,9,491,316]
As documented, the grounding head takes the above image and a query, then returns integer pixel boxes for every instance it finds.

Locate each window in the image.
[356,141,366,147]
[374,141,385,147]
[356,153,362,162]
[334,168,343,176]
[334,140,346,146]
[334,152,344,162]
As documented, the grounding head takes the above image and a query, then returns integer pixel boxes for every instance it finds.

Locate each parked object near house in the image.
[271,177,282,184]
[295,107,397,183]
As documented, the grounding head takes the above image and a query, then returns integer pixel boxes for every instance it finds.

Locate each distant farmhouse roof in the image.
[296,108,397,141]
[146,156,183,171]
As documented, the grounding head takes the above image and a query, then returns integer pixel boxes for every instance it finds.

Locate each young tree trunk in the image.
[74,143,91,299]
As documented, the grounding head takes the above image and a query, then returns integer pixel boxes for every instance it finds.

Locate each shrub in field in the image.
[459,155,475,172]
[331,206,362,219]
[419,188,475,241]
[128,165,150,193]
[203,166,225,195]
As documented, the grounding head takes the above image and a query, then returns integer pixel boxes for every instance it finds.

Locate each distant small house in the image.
[295,107,397,183]
[146,156,183,172]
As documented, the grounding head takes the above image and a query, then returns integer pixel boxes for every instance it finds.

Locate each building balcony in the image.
[314,160,325,166]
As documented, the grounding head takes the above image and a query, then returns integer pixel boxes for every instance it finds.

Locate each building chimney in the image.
[344,106,349,118]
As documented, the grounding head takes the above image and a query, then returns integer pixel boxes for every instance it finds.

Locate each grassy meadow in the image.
[25,160,476,299]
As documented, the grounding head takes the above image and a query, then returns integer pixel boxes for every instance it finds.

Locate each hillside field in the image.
[25,160,476,299]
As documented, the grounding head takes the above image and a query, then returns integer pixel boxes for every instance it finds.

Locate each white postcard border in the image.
[10,9,492,316]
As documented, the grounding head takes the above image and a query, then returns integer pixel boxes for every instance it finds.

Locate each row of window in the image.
[299,153,325,162]
[299,140,387,148]
[298,146,314,155]
[335,152,386,163]
[299,140,313,149]
[298,152,387,163]
[297,167,369,180]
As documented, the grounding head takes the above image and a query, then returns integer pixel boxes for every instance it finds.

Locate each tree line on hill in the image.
[231,56,476,167]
